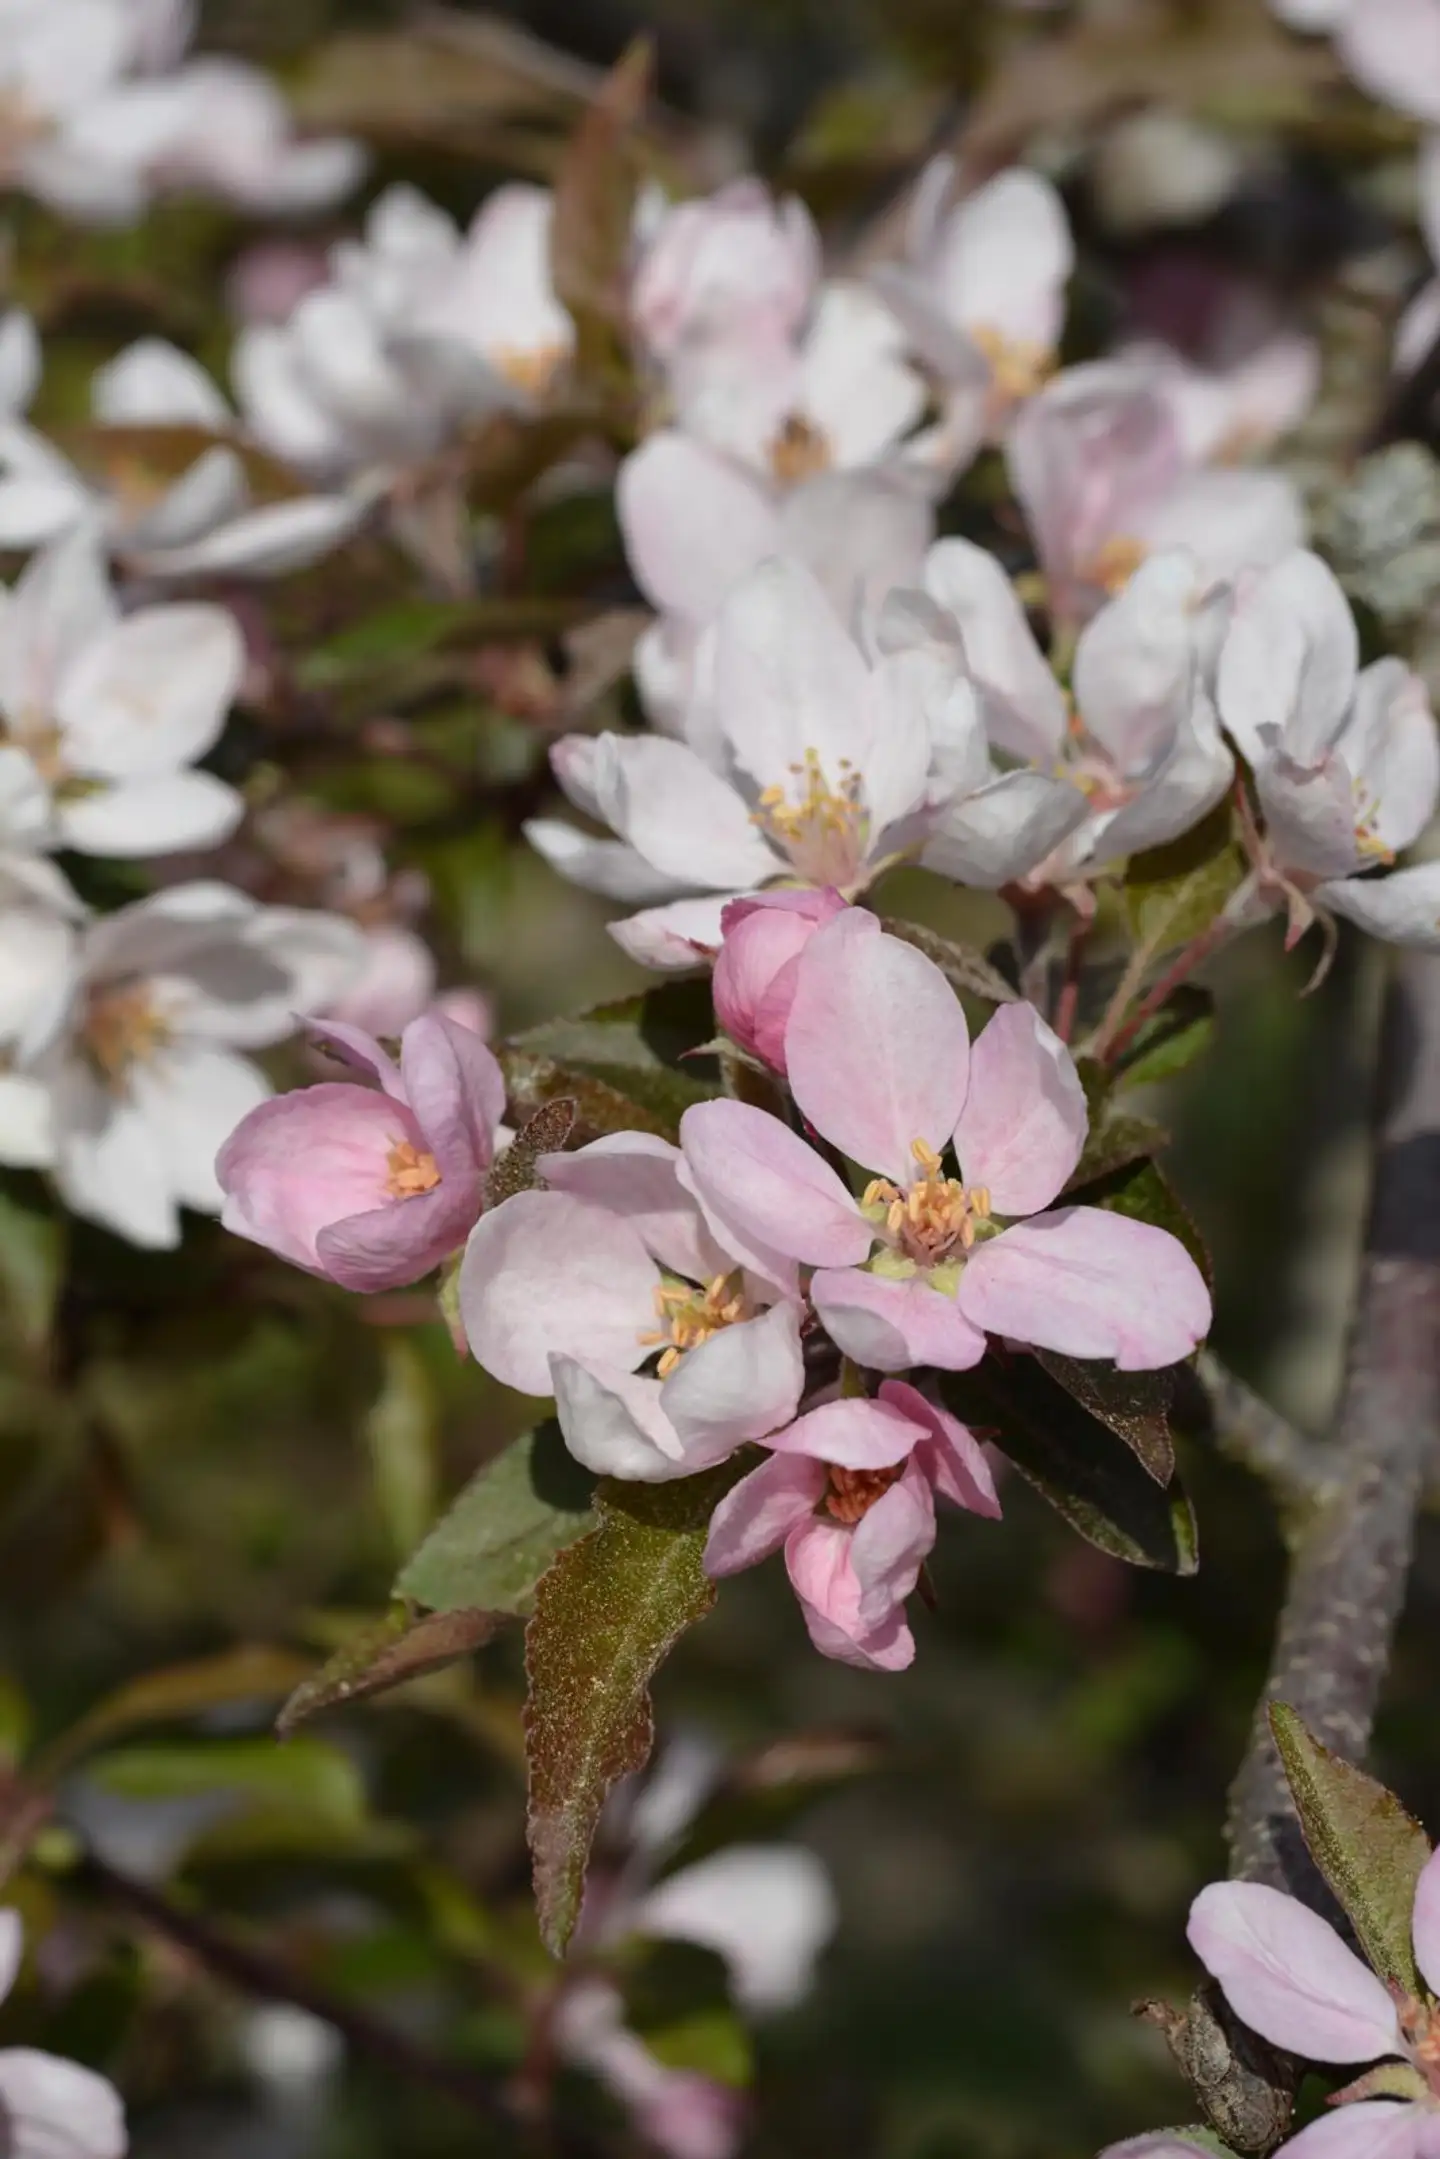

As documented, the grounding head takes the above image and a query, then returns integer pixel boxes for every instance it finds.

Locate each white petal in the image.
[0,1075,56,1168]
[712,556,875,792]
[133,493,368,580]
[92,338,230,428]
[634,1847,837,2013]
[0,2047,127,2159]
[617,433,778,623]
[1318,862,1440,947]
[608,895,737,971]
[600,734,778,890]
[550,1357,688,1480]
[53,1064,180,1249]
[57,604,243,778]
[921,537,1068,763]
[523,818,692,903]
[1217,550,1357,767]
[0,313,40,420]
[127,1043,269,1213]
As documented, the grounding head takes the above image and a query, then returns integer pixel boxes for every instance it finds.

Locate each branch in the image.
[1192,1352,1332,1522]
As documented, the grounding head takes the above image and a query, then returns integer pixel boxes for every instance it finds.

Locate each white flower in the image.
[0,1910,126,2159]
[1218,549,1440,946]
[1,881,364,1247]
[527,554,963,967]
[233,183,573,487]
[1272,0,1440,125]
[631,178,820,365]
[0,333,367,579]
[0,530,245,858]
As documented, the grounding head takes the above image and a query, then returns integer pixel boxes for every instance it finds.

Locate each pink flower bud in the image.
[712,888,848,1073]
[632,180,820,365]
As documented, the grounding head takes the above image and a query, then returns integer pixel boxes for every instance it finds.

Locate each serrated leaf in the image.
[878,918,1017,1006]
[1115,986,1217,1087]
[1034,1352,1178,1484]
[484,1098,576,1209]
[277,1607,501,1738]
[1105,2132,1244,2158]
[524,1465,739,1956]
[397,1424,597,1617]
[499,979,720,1142]
[1270,1703,1431,1994]
[942,1359,1198,1573]
[1123,808,1246,968]
[88,1735,366,1829]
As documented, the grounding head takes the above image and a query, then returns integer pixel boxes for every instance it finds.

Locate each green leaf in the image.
[1067,1106,1169,1192]
[622,1941,752,2086]
[1270,1703,1431,1994]
[524,1465,739,1955]
[295,598,583,693]
[366,1335,439,1565]
[1033,1352,1178,1484]
[500,979,720,1143]
[876,918,1017,1007]
[483,1098,576,1210]
[1122,807,1247,967]
[1114,986,1217,1087]
[397,1424,597,1617]
[33,1647,314,1783]
[0,1183,65,1359]
[88,1735,366,1829]
[277,1606,502,1739]
[942,1359,1198,1573]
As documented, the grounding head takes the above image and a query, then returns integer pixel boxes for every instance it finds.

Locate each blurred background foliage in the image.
[1,1,1436,2154]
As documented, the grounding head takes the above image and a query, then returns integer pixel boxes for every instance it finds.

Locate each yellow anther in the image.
[639,1270,748,1374]
[750,747,870,887]
[769,411,833,485]
[385,1139,441,1199]
[970,325,1056,404]
[84,983,170,1085]
[492,343,566,398]
[1086,535,1148,595]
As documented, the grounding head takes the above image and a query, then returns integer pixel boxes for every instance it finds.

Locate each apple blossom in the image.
[0,337,366,580]
[711,888,848,1073]
[1217,550,1440,947]
[900,539,1232,885]
[459,1131,807,1481]
[0,1909,127,2159]
[557,1985,746,2159]
[1271,0,1440,125]
[528,553,964,968]
[1181,1853,1440,2155]
[706,1378,999,1671]
[631,178,821,366]
[873,158,1074,472]
[682,910,1212,1373]
[0,530,246,857]
[0,881,364,1249]
[218,1012,505,1292]
[1008,357,1303,623]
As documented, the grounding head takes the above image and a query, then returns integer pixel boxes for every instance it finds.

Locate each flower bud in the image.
[712,888,847,1073]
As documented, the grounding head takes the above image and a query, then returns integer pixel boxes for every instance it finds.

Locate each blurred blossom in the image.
[324,925,438,1040]
[557,1982,746,2159]
[1091,108,1245,235]
[0,882,364,1247]
[631,178,820,367]
[1272,0,1440,124]
[0,331,366,579]
[219,1012,505,1292]
[0,1910,127,2159]
[1218,549,1440,947]
[226,241,331,328]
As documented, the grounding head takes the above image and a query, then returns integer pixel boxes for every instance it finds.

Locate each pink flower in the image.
[557,1981,746,2159]
[705,1378,999,1671]
[681,911,1211,1374]
[631,179,820,366]
[459,1132,806,1481]
[712,888,848,1072]
[1185,1853,1440,2156]
[217,1012,504,1292]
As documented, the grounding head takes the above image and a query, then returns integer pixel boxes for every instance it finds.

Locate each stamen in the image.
[385,1140,441,1198]
[750,747,870,887]
[825,1461,906,1525]
[638,1270,748,1374]
[84,983,171,1085]
[492,343,565,398]
[769,412,833,485]
[970,325,1056,404]
[1086,535,1148,595]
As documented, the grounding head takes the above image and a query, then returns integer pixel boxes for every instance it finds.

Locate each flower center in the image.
[84,982,170,1086]
[493,343,566,398]
[639,1269,747,1377]
[1083,535,1148,595]
[863,1139,992,1269]
[1352,779,1395,866]
[752,748,870,887]
[824,1461,906,1525]
[385,1139,441,1199]
[769,412,832,485]
[970,324,1055,405]
[4,709,67,786]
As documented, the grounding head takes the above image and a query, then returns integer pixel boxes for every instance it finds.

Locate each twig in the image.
[1193,1352,1333,1524]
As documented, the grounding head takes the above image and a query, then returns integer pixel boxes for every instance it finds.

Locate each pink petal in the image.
[713,889,847,1071]
[785,1518,915,1671]
[616,432,777,622]
[217,1082,416,1275]
[609,893,735,971]
[660,1302,806,1460]
[1279,2104,1429,2159]
[704,1453,827,1577]
[1411,1846,1440,1999]
[305,1018,408,1100]
[810,1265,988,1374]
[765,1393,928,1468]
[315,1172,487,1295]
[784,911,970,1182]
[400,1011,503,1179]
[958,1207,1212,1369]
[549,1357,691,1481]
[1186,1880,1400,2064]
[849,1459,936,1629]
[953,1003,1088,1215]
[458,1191,657,1397]
[679,1099,871,1268]
[878,1379,1001,1517]
[539,1131,729,1283]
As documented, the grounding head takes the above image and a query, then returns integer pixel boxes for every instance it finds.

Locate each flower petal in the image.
[922,769,1090,889]
[218,1081,410,1273]
[878,1378,1001,1518]
[711,556,875,795]
[399,1010,503,1181]
[0,1911,21,2005]
[609,894,736,972]
[57,602,243,778]
[1411,1846,1440,1998]
[1218,550,1357,768]
[1342,0,1440,125]
[617,432,777,623]
[959,1206,1212,1368]
[459,1190,657,1397]
[1279,2104,1431,2159]
[550,1357,688,1481]
[810,1265,988,1373]
[784,910,970,1181]
[784,1518,915,1671]
[679,1099,871,1268]
[920,537,1068,763]
[704,1452,826,1577]
[660,1302,805,1460]
[600,733,777,891]
[1187,1879,1401,2064]
[849,1460,937,1629]
[1317,864,1440,949]
[0,2047,127,2159]
[539,1131,730,1282]
[953,1002,1087,1216]
[56,770,243,857]
[632,1846,838,2014]
[765,1393,928,1468]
